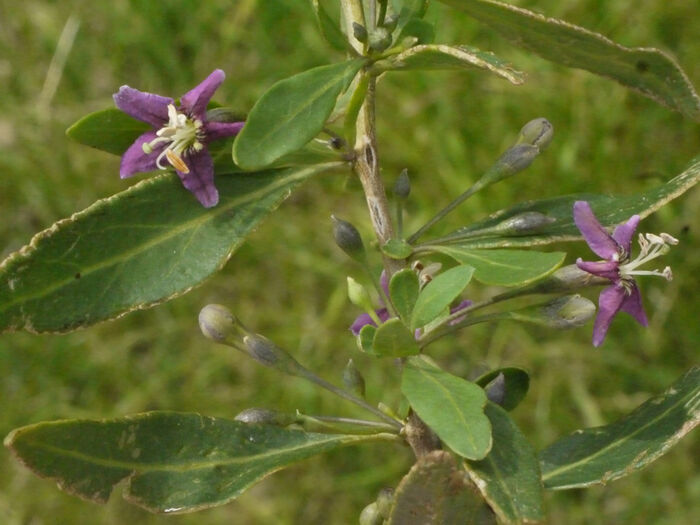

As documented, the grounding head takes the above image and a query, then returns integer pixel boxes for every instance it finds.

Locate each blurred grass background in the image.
[0,0,698,523]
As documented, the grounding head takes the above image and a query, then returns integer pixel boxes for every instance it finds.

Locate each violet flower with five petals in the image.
[113,69,244,208]
[573,201,676,347]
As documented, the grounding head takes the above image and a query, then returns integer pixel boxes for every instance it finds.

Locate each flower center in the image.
[619,232,677,284]
[142,104,204,174]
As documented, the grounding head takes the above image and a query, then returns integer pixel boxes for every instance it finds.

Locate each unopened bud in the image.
[332,215,366,262]
[234,408,297,426]
[485,373,506,406]
[198,304,242,344]
[343,359,366,398]
[383,13,399,32]
[511,295,595,329]
[530,264,607,294]
[393,168,411,199]
[518,118,554,150]
[242,334,302,375]
[353,22,368,43]
[359,502,383,525]
[376,488,394,518]
[495,144,539,175]
[498,211,556,234]
[347,276,376,313]
[369,27,392,52]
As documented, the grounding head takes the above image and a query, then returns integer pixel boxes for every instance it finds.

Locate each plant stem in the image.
[296,413,400,433]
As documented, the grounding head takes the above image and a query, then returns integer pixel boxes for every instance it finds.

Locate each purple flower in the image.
[113,69,244,208]
[573,201,676,347]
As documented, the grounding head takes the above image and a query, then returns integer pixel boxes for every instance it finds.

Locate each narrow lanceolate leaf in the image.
[465,403,545,524]
[540,367,700,490]
[4,411,392,513]
[427,247,564,287]
[438,154,700,249]
[0,163,342,333]
[383,44,524,85]
[410,265,474,330]
[436,0,700,119]
[233,60,365,170]
[311,0,348,51]
[388,451,496,525]
[402,356,492,460]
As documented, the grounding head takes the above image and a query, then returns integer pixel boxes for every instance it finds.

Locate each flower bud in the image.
[494,211,556,235]
[485,373,506,406]
[529,264,608,294]
[376,488,394,518]
[383,13,399,32]
[332,215,366,262]
[347,276,376,313]
[511,295,595,329]
[369,27,392,52]
[353,22,368,43]
[198,304,242,345]
[518,118,554,150]
[496,144,539,174]
[359,502,383,525]
[242,334,303,375]
[393,168,411,199]
[342,359,366,398]
[234,408,297,426]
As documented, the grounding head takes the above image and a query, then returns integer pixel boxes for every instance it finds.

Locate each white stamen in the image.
[621,231,677,282]
[142,104,204,172]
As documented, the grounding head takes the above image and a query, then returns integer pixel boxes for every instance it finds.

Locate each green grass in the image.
[1,1,698,523]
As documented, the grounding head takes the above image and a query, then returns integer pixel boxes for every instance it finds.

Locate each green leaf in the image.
[0,163,341,333]
[402,356,492,460]
[311,1,348,51]
[4,411,390,513]
[436,0,700,120]
[381,239,413,259]
[540,367,700,490]
[389,268,420,322]
[397,18,435,45]
[410,265,474,330]
[465,403,545,524]
[372,318,420,357]
[438,154,700,249]
[475,367,530,411]
[384,44,524,85]
[357,324,377,353]
[428,247,565,286]
[388,450,496,525]
[233,60,365,170]
[67,108,150,155]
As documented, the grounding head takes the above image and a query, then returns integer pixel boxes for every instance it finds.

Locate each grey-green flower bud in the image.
[359,502,383,525]
[376,488,394,519]
[242,334,303,375]
[530,264,608,294]
[332,215,366,262]
[369,27,392,52]
[393,168,410,199]
[511,295,595,329]
[198,304,242,345]
[353,22,368,43]
[495,144,539,175]
[234,408,298,426]
[495,211,556,235]
[383,13,399,32]
[342,359,366,399]
[518,118,554,150]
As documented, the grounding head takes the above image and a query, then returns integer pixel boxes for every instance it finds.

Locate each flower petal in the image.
[350,308,390,335]
[177,150,219,208]
[611,215,641,255]
[204,121,245,141]
[620,284,649,327]
[575,258,620,281]
[448,299,473,326]
[119,131,163,178]
[592,284,626,346]
[113,86,173,127]
[180,69,225,119]
[573,201,619,259]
